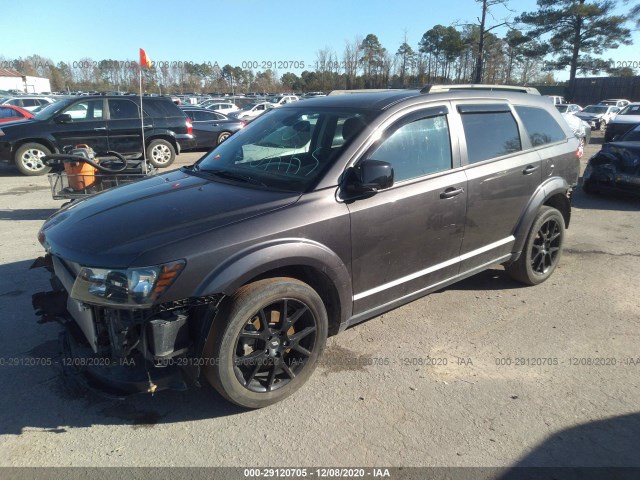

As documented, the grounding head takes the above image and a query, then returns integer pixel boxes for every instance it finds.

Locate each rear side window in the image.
[109,99,141,119]
[192,110,216,121]
[143,99,181,118]
[0,108,17,119]
[515,106,566,147]
[461,110,521,163]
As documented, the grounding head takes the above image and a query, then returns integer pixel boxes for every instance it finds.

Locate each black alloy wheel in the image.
[233,298,317,393]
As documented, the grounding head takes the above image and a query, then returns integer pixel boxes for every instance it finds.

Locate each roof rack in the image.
[328,89,403,96]
[420,84,541,95]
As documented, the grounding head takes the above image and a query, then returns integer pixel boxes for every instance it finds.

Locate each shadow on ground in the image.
[0,259,246,437]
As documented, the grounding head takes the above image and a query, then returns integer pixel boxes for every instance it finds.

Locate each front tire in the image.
[14,142,52,176]
[147,139,175,168]
[203,278,328,408]
[599,120,607,132]
[506,206,565,286]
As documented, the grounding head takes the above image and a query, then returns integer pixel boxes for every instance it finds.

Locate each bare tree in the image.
[342,36,362,89]
[470,0,513,82]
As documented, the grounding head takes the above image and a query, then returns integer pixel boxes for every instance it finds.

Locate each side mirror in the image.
[54,113,72,124]
[343,159,394,196]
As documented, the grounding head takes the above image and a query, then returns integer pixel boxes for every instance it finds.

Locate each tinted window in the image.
[192,110,216,121]
[618,104,640,116]
[583,105,608,114]
[369,114,452,182]
[109,99,141,119]
[515,106,566,147]
[461,111,521,163]
[622,125,640,141]
[142,99,179,117]
[0,108,12,119]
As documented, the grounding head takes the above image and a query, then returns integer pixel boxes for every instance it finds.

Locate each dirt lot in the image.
[0,133,638,470]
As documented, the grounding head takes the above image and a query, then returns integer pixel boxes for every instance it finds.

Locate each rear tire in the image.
[203,277,328,408]
[506,206,565,286]
[147,139,175,168]
[217,131,232,144]
[14,142,52,176]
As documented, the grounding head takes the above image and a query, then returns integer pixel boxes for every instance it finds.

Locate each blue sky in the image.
[2,0,639,81]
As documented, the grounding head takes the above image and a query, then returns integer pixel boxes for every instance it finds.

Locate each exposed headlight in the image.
[70,260,185,308]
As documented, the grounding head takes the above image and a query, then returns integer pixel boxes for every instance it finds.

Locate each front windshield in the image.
[270,96,284,103]
[622,125,640,141]
[192,106,373,192]
[555,105,568,113]
[582,105,608,114]
[617,104,640,116]
[33,100,67,120]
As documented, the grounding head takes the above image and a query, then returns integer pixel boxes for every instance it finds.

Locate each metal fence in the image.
[529,77,640,106]
[569,77,640,105]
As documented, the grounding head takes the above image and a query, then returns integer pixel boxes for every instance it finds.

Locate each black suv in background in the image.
[33,88,580,408]
[0,96,194,175]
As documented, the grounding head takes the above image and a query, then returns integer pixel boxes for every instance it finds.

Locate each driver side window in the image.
[369,113,452,182]
[63,100,104,121]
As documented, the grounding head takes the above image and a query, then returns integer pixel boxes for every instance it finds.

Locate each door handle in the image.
[523,165,539,175]
[94,127,107,131]
[440,187,464,199]
[143,125,153,129]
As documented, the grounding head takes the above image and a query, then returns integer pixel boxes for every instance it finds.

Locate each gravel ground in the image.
[0,133,638,470]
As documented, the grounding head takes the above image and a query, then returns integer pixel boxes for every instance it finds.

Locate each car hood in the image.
[609,116,640,125]
[575,112,603,120]
[0,118,40,131]
[40,169,301,267]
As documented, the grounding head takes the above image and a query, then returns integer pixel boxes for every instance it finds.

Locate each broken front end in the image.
[32,254,221,397]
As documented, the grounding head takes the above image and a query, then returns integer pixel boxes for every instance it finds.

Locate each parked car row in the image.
[0,96,55,111]
[0,96,195,175]
[553,98,634,134]
[179,107,245,147]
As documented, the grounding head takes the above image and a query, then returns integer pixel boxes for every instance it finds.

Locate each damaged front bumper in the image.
[32,254,221,398]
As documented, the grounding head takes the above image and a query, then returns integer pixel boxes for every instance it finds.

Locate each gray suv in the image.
[33,88,580,408]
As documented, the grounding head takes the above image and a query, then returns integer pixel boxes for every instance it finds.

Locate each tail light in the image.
[186,118,193,135]
[240,121,246,128]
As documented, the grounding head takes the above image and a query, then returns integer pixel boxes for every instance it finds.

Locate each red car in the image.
[0,105,34,123]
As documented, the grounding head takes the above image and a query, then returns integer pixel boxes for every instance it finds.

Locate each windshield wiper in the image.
[200,169,268,187]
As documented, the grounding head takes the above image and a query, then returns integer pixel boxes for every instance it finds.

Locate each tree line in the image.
[2,0,637,95]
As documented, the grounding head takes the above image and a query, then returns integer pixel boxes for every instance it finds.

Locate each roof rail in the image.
[420,84,541,95]
[328,89,403,96]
